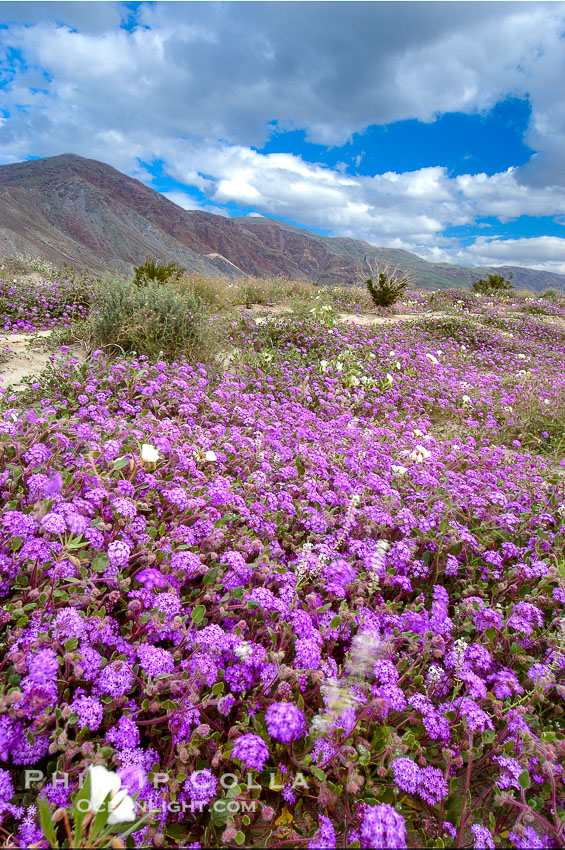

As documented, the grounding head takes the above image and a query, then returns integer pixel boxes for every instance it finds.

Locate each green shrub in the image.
[87,279,207,360]
[133,260,184,287]
[472,272,513,295]
[365,263,409,308]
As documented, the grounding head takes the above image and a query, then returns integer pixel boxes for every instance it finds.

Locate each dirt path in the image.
[0,331,84,391]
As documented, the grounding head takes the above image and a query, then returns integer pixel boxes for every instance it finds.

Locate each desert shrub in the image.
[230,276,292,307]
[539,287,559,301]
[364,261,409,308]
[472,272,514,295]
[176,273,234,310]
[327,284,373,313]
[1,253,59,278]
[133,259,184,287]
[87,279,207,360]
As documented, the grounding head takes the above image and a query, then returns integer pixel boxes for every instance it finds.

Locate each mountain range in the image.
[1,153,564,292]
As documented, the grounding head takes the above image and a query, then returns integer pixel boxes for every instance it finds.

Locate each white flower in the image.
[235,641,253,660]
[386,373,395,384]
[425,353,439,365]
[141,444,159,463]
[391,464,408,476]
[88,765,136,825]
[543,398,551,405]
[204,450,217,462]
[410,444,432,463]
[320,359,330,373]
[462,394,471,404]
[518,354,527,360]
[335,361,343,372]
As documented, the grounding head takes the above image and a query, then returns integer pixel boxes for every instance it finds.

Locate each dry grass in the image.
[177,273,317,310]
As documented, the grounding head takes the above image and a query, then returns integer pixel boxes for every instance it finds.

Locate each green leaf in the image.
[87,791,112,843]
[191,605,206,624]
[212,682,225,695]
[38,796,57,846]
[329,615,341,629]
[158,522,166,536]
[203,567,218,587]
[310,767,326,781]
[91,554,110,573]
[236,831,246,845]
[113,456,131,470]
[519,770,530,790]
[73,769,92,845]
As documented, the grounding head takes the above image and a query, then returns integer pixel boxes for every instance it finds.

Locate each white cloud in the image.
[1,1,565,272]
[158,141,565,255]
[446,236,565,275]
[1,2,565,169]
[161,191,202,211]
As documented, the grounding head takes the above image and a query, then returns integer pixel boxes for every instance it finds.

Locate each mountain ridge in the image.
[1,153,564,291]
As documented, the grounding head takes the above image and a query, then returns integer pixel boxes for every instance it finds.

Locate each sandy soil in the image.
[0,331,84,391]
[245,304,452,326]
[338,311,429,325]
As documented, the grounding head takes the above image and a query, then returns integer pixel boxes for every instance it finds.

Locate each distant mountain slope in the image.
[1,153,564,291]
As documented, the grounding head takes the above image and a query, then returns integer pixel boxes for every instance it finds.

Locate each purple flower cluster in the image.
[0,285,564,846]
[231,734,270,771]
[391,758,448,806]
[360,804,407,849]
[265,702,306,742]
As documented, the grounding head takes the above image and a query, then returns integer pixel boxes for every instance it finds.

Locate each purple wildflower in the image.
[231,734,270,771]
[360,804,407,849]
[265,702,306,742]
[308,815,336,849]
[107,540,131,567]
[185,769,217,805]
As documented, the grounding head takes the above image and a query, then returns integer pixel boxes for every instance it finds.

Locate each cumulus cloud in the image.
[0,1,565,271]
[1,2,564,163]
[159,141,565,249]
[447,236,565,275]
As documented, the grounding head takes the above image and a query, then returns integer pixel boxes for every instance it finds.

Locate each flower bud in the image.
[222,827,237,843]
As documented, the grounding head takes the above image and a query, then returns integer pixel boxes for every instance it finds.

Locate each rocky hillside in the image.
[1,153,564,291]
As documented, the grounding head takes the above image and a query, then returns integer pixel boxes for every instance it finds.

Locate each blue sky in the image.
[1,1,565,273]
